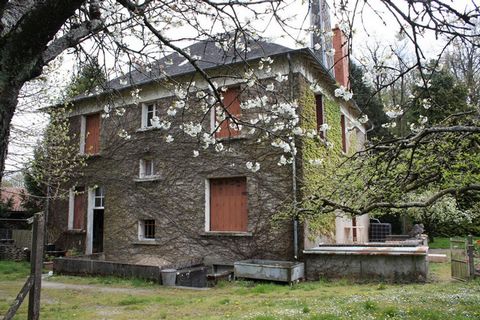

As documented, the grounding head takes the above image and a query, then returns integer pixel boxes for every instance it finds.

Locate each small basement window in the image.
[138,219,156,240]
[139,159,155,178]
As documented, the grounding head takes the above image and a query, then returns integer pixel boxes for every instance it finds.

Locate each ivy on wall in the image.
[297,80,346,240]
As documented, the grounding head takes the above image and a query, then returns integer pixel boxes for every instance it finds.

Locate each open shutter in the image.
[73,191,86,229]
[210,177,248,232]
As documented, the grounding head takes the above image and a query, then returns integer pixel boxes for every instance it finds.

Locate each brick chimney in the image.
[332,27,349,88]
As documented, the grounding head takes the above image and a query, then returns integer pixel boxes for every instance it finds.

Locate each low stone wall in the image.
[304,246,428,283]
[54,257,162,282]
[53,256,206,286]
[0,242,29,261]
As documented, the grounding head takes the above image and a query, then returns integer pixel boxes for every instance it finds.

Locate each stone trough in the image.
[234,259,305,284]
[304,242,429,283]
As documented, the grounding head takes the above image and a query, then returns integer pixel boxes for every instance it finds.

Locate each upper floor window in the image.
[80,113,101,155]
[141,103,157,128]
[315,94,325,139]
[215,87,241,138]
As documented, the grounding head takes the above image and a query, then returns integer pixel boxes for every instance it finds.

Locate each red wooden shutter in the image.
[85,113,101,154]
[315,95,324,138]
[210,177,247,232]
[341,114,347,153]
[73,191,86,229]
[216,88,241,138]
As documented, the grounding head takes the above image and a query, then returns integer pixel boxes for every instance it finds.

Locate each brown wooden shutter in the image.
[210,177,247,232]
[315,95,324,139]
[216,88,241,138]
[341,114,347,153]
[73,190,86,229]
[85,113,101,154]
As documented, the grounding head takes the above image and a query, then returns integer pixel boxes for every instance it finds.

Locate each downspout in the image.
[287,52,299,260]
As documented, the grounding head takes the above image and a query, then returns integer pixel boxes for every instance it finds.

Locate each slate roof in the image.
[73,37,296,102]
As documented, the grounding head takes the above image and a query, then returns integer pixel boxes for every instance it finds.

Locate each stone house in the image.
[48,29,368,267]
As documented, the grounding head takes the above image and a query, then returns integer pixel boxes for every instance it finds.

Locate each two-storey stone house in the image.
[49,29,368,267]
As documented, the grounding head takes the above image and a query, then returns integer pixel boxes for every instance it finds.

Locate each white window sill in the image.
[134,175,162,182]
[136,127,160,133]
[132,239,161,245]
[201,231,253,237]
[66,229,86,234]
[215,134,248,142]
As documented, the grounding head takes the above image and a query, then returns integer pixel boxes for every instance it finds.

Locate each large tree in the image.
[1,1,479,202]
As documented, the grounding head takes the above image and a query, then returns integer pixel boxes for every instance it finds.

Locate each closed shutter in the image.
[73,191,86,229]
[341,114,347,152]
[85,113,101,154]
[216,88,241,138]
[210,177,248,232]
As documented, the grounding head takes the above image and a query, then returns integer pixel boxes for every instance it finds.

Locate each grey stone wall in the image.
[305,253,428,283]
[53,74,308,265]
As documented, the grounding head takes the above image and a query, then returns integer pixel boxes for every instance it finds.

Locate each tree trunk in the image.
[0,83,21,183]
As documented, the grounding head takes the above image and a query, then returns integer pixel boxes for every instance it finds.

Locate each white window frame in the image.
[79,115,86,154]
[67,188,75,230]
[138,219,156,240]
[93,186,105,209]
[204,179,211,232]
[141,103,157,128]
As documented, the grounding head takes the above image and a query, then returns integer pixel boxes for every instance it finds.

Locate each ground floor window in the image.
[209,177,248,232]
[139,219,156,240]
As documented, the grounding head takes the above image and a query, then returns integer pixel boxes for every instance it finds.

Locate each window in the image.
[139,159,155,178]
[82,113,101,155]
[315,94,325,139]
[215,87,241,138]
[69,187,86,230]
[341,114,347,153]
[138,219,156,240]
[142,103,157,128]
[208,177,248,232]
[94,186,105,209]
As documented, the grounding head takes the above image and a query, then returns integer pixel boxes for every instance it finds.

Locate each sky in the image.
[4,0,477,179]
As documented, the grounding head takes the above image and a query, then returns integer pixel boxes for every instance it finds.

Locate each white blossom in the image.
[326,48,335,56]
[275,73,288,82]
[118,129,131,140]
[193,150,199,157]
[246,161,260,172]
[277,155,287,166]
[334,86,353,101]
[167,107,177,116]
[182,122,203,137]
[115,107,126,116]
[292,127,304,136]
[165,135,174,143]
[419,115,428,125]
[384,105,404,119]
[309,158,323,166]
[266,83,275,91]
[215,143,224,152]
[358,114,369,124]
[313,43,321,51]
[174,86,187,99]
[381,122,397,128]
[319,123,329,132]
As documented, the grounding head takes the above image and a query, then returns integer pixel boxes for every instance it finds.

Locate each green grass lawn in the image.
[429,236,480,249]
[0,261,479,319]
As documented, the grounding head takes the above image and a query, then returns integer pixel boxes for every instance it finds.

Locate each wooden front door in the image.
[210,177,248,232]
